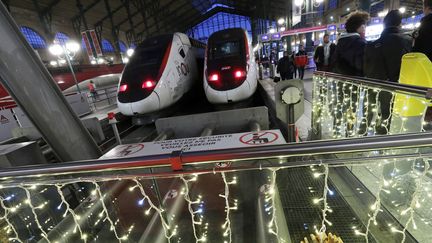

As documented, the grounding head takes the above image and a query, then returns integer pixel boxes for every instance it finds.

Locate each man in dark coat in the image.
[276,51,295,80]
[363,10,413,134]
[314,34,336,71]
[364,10,413,82]
[413,0,432,61]
[331,11,370,76]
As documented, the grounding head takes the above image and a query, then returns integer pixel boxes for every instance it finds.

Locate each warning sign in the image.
[100,129,286,159]
[0,115,9,125]
[239,131,279,145]
[117,144,145,156]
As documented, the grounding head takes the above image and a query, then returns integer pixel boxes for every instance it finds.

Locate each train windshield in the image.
[118,34,172,103]
[209,40,241,59]
[125,35,172,71]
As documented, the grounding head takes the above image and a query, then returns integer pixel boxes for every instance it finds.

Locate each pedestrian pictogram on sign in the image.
[239,131,279,145]
[118,144,144,156]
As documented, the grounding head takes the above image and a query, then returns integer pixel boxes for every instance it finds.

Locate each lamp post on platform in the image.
[49,41,81,94]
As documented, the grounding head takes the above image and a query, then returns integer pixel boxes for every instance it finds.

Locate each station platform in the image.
[82,103,119,121]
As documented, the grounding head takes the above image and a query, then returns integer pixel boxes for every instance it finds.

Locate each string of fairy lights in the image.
[266,169,285,243]
[399,159,430,243]
[180,175,207,242]
[55,184,86,242]
[219,172,237,243]
[312,75,431,140]
[0,74,431,242]
[131,178,176,242]
[355,164,384,243]
[0,158,430,242]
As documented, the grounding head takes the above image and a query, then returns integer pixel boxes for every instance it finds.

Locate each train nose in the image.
[130,91,161,114]
[117,102,134,116]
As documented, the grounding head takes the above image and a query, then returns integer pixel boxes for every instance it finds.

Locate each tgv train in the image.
[117,33,205,115]
[204,28,257,104]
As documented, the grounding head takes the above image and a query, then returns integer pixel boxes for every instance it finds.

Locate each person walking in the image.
[364,10,413,82]
[364,10,412,134]
[88,80,97,100]
[276,51,295,80]
[314,34,336,71]
[413,0,432,61]
[295,45,307,80]
[291,52,298,78]
[331,11,370,76]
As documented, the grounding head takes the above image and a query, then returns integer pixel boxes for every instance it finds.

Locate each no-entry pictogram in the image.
[118,144,145,157]
[239,131,279,145]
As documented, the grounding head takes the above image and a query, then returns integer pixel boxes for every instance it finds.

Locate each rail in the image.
[63,85,118,111]
[314,71,431,97]
[0,132,430,242]
[0,131,430,242]
[0,131,430,179]
[312,71,432,140]
[87,85,118,110]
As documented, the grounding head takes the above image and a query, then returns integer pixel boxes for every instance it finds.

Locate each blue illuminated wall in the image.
[119,41,127,53]
[20,27,47,49]
[192,1,234,13]
[328,0,338,10]
[370,1,384,17]
[187,12,252,42]
[101,39,115,53]
[54,32,70,45]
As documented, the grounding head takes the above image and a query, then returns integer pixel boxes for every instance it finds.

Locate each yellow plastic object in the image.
[393,53,432,117]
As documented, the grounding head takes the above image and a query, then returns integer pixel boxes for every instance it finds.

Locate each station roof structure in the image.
[4,0,291,39]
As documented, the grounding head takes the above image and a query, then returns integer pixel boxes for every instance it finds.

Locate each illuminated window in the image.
[101,39,115,53]
[317,3,324,17]
[19,26,47,49]
[328,0,338,10]
[187,12,252,42]
[54,32,70,45]
[192,1,234,13]
[119,41,127,53]
[370,2,384,17]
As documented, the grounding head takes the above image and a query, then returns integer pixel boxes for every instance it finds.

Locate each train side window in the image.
[179,48,186,58]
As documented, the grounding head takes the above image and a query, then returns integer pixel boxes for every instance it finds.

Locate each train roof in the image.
[208,28,246,42]
[137,34,174,49]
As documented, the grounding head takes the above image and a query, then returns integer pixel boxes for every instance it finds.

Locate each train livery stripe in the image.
[157,42,172,81]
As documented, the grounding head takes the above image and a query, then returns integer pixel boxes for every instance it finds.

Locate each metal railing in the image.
[86,86,118,111]
[0,132,431,242]
[0,132,430,180]
[312,71,432,140]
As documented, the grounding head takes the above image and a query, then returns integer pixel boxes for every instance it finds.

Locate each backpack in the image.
[364,38,388,80]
